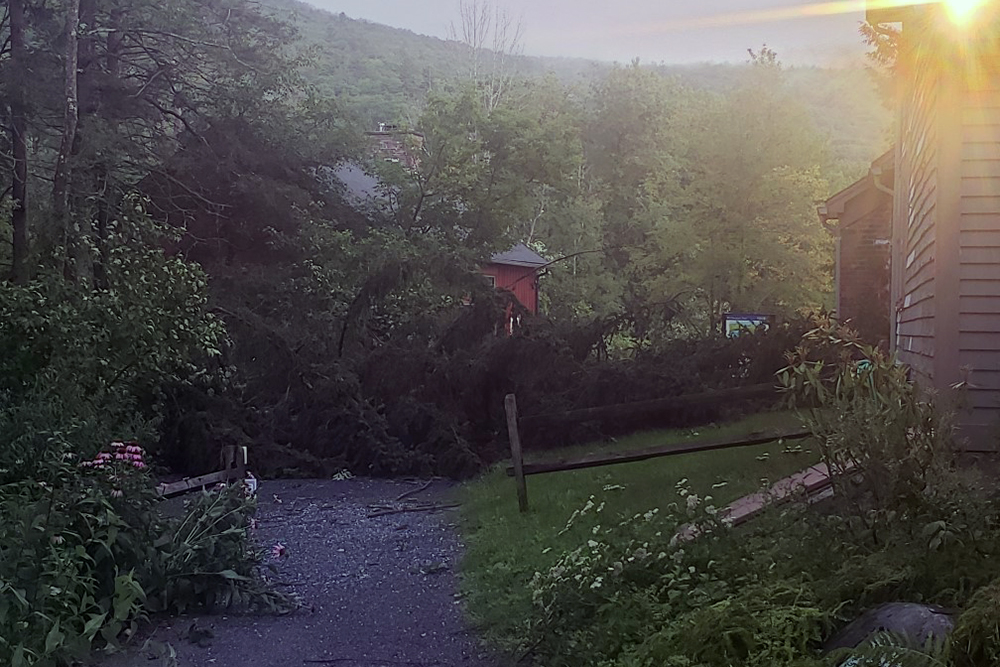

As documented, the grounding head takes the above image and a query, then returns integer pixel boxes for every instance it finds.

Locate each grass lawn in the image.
[457,410,820,649]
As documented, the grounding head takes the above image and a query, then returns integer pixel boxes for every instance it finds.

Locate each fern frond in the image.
[829,631,949,667]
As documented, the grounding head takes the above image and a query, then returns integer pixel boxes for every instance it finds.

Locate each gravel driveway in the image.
[100,478,498,667]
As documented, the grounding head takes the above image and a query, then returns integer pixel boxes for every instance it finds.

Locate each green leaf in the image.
[44,619,65,654]
[83,612,107,640]
[217,569,250,581]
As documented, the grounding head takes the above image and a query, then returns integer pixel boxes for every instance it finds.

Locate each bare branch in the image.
[451,1,524,112]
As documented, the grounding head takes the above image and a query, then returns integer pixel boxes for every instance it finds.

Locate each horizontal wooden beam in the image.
[675,461,843,542]
[505,426,811,477]
[156,468,241,498]
[519,383,779,430]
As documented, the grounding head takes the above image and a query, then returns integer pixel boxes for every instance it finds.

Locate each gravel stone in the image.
[99,478,497,667]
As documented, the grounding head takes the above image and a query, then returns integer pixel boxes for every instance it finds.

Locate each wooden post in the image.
[505,393,528,513]
[237,446,247,482]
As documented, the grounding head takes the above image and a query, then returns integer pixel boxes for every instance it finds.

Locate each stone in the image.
[823,602,955,653]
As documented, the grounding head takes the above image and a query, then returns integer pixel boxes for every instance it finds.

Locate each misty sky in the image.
[300,0,870,65]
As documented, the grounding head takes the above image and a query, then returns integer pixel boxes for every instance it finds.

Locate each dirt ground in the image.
[97,478,498,667]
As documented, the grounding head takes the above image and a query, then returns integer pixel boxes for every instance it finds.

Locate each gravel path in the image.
[101,478,498,667]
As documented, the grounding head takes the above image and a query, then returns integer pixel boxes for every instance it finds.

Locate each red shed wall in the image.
[483,263,539,314]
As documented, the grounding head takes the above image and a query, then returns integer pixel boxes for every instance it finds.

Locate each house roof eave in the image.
[818,148,895,229]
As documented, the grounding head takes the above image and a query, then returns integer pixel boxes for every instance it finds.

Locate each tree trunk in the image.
[9,0,29,284]
[52,0,81,244]
[94,8,124,290]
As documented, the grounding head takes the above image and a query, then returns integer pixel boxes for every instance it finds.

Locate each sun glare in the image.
[945,0,987,24]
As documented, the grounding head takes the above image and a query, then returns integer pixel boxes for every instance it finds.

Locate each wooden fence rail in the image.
[505,427,812,478]
[156,445,248,498]
[503,388,807,512]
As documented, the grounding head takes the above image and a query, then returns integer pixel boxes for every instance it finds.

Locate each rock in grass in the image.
[823,602,954,653]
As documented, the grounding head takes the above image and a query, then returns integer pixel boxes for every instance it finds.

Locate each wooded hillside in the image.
[264,0,891,171]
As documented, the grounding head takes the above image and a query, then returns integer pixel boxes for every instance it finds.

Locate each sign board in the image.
[724,313,771,338]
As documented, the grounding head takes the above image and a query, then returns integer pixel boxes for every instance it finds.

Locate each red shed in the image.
[482,244,547,315]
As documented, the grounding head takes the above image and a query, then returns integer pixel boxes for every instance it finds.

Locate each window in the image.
[484,275,497,288]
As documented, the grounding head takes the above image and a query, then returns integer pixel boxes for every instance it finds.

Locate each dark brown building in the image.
[819,150,894,345]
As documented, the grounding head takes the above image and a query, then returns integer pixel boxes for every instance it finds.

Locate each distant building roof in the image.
[490,243,547,268]
[333,163,381,205]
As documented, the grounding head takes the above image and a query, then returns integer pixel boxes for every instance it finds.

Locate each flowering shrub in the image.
[0,442,292,666]
[0,445,152,667]
[80,441,147,470]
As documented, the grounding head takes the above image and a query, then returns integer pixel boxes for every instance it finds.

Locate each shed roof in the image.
[490,243,547,268]
[818,149,894,227]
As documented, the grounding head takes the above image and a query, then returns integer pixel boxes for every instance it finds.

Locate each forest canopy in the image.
[0,0,892,482]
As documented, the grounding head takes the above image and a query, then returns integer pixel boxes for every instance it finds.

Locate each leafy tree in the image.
[639,49,833,334]
[376,77,583,254]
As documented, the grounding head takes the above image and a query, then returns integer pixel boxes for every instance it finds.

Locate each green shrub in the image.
[504,323,1000,666]
[151,485,293,615]
[779,320,956,519]
[0,445,291,666]
[525,484,765,666]
[948,580,1000,667]
[0,446,152,666]
[619,581,829,667]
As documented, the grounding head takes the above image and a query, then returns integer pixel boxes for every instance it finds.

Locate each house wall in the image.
[893,35,940,386]
[482,263,539,314]
[838,190,892,345]
[891,11,1000,447]
[957,54,1000,440]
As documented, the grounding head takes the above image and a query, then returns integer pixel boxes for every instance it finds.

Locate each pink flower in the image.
[97,453,112,461]
[111,489,124,498]
[133,461,146,469]
[271,543,287,559]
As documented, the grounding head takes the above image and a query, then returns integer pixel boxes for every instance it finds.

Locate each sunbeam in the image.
[944,0,988,23]
[608,0,941,35]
